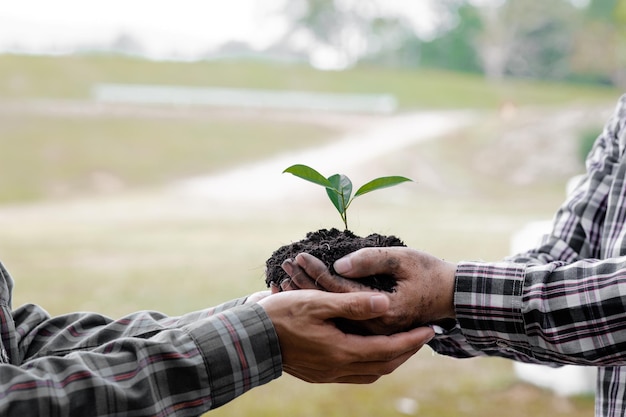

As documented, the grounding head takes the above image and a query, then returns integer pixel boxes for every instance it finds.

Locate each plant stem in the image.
[340,191,349,230]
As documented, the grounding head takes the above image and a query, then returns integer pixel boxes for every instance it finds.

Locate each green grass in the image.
[0,53,617,204]
[0,53,619,108]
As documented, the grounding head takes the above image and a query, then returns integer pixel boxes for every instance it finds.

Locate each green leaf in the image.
[326,174,352,214]
[283,164,333,188]
[283,164,412,231]
[354,176,413,198]
[326,188,343,215]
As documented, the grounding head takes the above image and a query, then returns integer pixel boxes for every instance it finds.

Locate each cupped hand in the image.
[245,290,271,304]
[281,247,457,334]
[257,289,434,383]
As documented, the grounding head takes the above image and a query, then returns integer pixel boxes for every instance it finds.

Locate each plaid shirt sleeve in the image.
[429,95,626,369]
[0,263,282,416]
[437,258,626,366]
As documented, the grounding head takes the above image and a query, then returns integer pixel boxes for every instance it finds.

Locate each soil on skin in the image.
[265,228,406,292]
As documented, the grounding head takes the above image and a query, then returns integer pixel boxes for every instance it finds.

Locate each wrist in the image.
[439,261,457,320]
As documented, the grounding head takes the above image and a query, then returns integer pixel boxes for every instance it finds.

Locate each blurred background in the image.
[0,0,623,415]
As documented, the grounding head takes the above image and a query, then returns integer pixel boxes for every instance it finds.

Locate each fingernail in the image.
[294,253,308,267]
[279,278,291,291]
[281,259,294,276]
[334,256,351,274]
[370,294,388,313]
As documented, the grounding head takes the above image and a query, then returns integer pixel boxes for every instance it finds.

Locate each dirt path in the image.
[173,109,476,203]
[0,101,614,229]
[0,109,477,228]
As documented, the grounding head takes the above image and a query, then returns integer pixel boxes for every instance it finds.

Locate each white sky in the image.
[0,0,287,58]
[0,1,435,60]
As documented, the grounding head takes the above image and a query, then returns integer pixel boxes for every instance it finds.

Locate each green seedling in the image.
[283,164,413,230]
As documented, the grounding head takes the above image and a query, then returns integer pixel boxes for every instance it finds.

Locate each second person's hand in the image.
[281,247,457,334]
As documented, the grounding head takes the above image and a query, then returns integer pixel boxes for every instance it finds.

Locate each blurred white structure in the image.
[93,84,397,114]
[510,174,596,396]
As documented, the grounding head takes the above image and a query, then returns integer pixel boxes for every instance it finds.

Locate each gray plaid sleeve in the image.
[0,263,282,416]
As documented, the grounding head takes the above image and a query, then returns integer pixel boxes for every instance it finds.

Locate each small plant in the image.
[283,164,412,230]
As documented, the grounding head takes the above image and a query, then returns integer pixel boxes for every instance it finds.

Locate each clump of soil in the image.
[265,228,405,292]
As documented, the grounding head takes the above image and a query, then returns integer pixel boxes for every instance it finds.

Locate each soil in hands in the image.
[265,228,406,292]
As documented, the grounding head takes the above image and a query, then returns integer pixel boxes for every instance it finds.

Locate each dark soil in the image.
[265,228,406,292]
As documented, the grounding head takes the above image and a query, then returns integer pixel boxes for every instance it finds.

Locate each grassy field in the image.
[0,54,613,416]
[0,107,339,202]
[0,53,619,108]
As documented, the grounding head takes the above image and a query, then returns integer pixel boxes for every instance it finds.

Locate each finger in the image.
[279,277,300,292]
[282,367,380,384]
[314,291,390,321]
[342,326,435,363]
[295,253,370,293]
[333,375,382,384]
[284,338,425,383]
[335,347,420,382]
[270,283,280,294]
[282,259,319,290]
[285,369,382,384]
[245,290,271,304]
[283,364,386,384]
[334,247,403,278]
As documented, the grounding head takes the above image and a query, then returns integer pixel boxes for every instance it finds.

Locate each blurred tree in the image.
[587,0,618,19]
[508,1,578,79]
[570,0,626,87]
[403,0,580,80]
[277,0,624,86]
[362,16,418,67]
[612,0,626,87]
[419,3,483,74]
[280,0,414,68]
[460,0,580,80]
[357,0,483,71]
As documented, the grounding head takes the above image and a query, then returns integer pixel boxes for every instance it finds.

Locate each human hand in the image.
[244,290,271,304]
[281,247,457,334]
[257,289,434,384]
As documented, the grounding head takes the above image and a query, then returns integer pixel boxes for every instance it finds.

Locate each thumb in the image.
[333,246,404,278]
[334,247,392,278]
[319,291,390,321]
